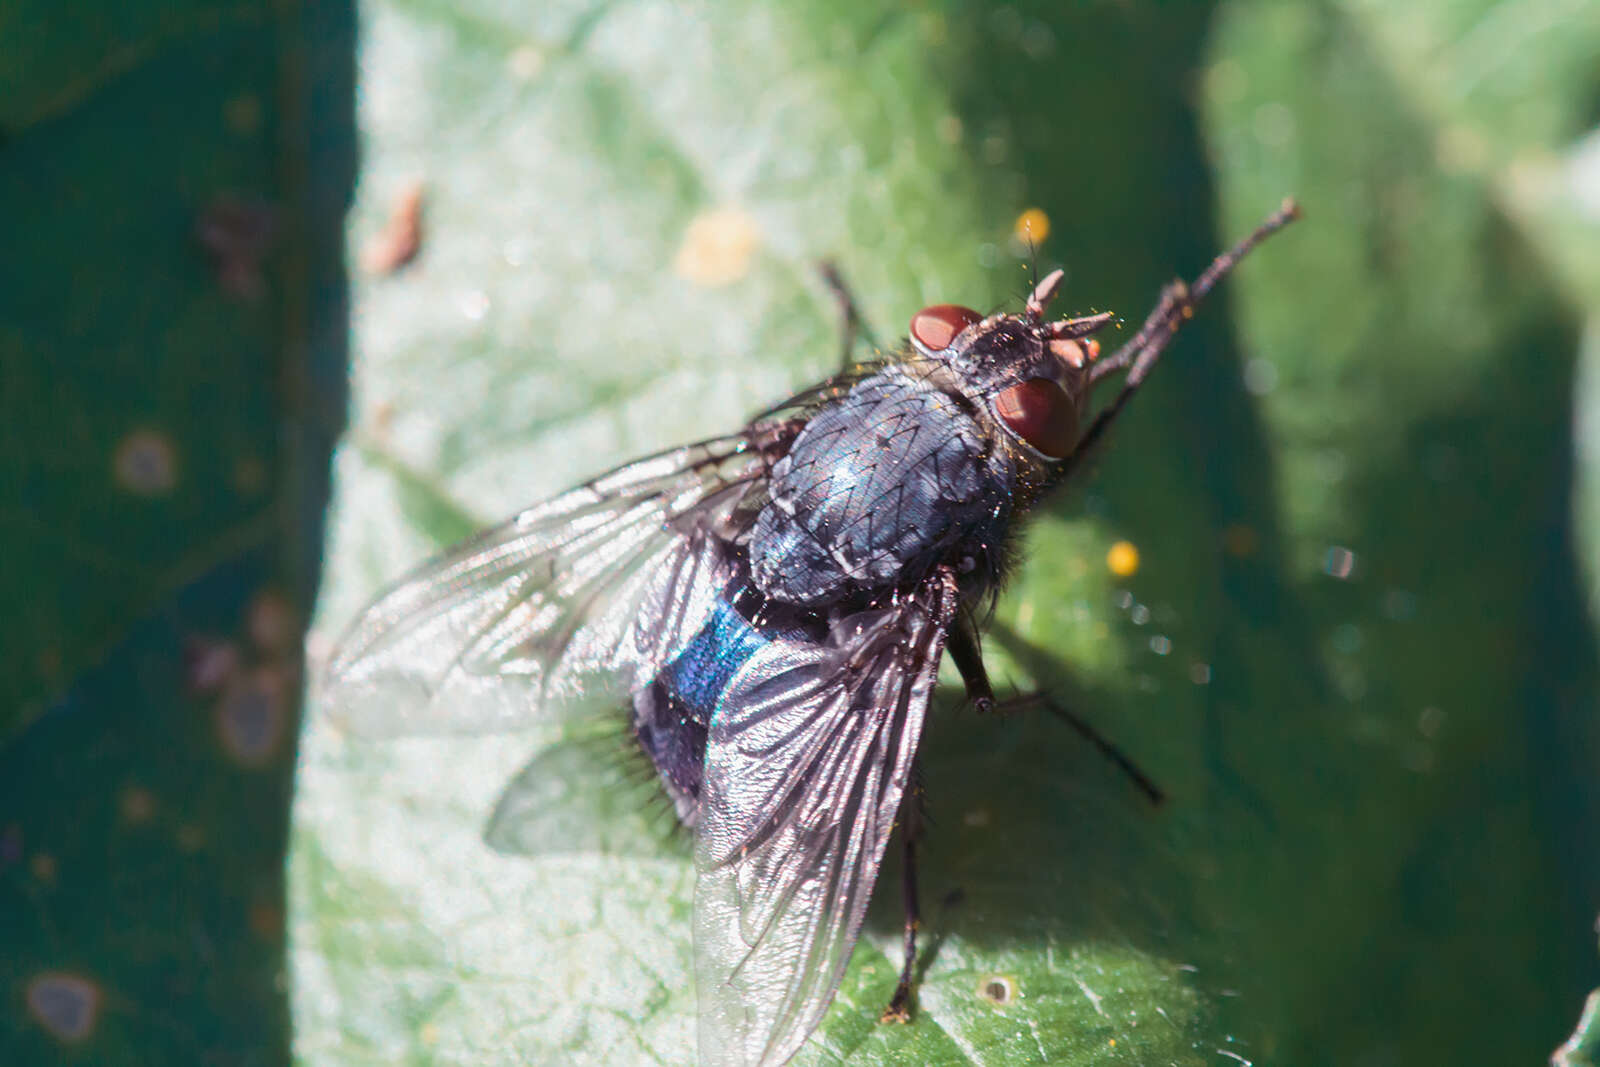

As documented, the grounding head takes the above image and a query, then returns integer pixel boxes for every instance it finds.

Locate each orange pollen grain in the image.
[1106,540,1140,577]
[1013,207,1050,244]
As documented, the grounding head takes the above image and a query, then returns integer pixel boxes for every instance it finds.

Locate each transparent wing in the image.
[321,426,798,737]
[694,571,959,1067]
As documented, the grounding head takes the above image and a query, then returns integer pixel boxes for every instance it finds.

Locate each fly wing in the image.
[694,571,959,1067]
[321,426,797,737]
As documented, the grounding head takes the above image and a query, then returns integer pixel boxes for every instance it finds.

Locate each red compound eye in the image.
[909,304,982,352]
[993,377,1077,459]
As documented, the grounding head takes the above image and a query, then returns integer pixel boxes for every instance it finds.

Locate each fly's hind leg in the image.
[881,758,925,1024]
[947,619,1165,806]
[818,261,882,369]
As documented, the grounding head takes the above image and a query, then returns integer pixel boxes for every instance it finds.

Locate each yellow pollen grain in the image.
[1013,207,1050,244]
[674,207,761,287]
[1106,540,1140,577]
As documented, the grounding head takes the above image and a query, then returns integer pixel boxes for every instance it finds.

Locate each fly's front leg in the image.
[1063,199,1301,481]
[818,261,881,369]
[1059,280,1192,480]
[880,759,925,1024]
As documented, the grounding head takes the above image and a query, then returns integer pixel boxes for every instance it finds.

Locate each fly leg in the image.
[946,614,998,715]
[1061,199,1300,481]
[881,761,925,1023]
[818,260,882,369]
[996,691,1164,806]
[948,620,1164,806]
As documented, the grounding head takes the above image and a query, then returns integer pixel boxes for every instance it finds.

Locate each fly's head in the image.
[906,269,1112,463]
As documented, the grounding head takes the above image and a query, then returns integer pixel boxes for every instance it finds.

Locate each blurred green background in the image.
[4,1,1599,1065]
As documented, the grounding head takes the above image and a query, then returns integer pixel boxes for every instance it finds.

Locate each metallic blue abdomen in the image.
[633,596,775,816]
[665,600,768,719]
[749,368,1014,605]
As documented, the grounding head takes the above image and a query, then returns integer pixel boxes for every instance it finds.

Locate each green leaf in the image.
[1,0,354,1063]
[1205,1,1600,1062]
[293,1,1600,1065]
[1556,985,1600,1067]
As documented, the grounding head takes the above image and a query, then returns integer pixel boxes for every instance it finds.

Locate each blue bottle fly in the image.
[321,200,1299,1067]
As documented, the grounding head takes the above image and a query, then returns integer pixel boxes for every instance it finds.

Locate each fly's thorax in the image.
[745,280,1114,609]
[747,364,1018,607]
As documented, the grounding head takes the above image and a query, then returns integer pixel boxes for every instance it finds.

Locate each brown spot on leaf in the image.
[26,973,101,1042]
[216,665,289,767]
[184,636,240,695]
[674,207,761,287]
[113,429,179,496]
[361,180,425,275]
[196,195,276,298]
[233,456,267,495]
[977,974,1017,1007]
[1,824,20,866]
[119,786,156,825]
[248,900,282,941]
[223,94,262,135]
[1222,523,1258,558]
[247,589,296,655]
